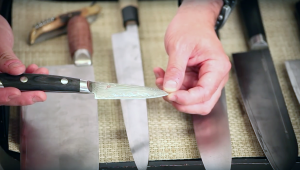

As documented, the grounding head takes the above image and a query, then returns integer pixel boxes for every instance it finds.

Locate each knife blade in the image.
[111,0,149,169]
[0,73,167,100]
[284,1,300,104]
[20,15,99,170]
[285,60,300,104]
[193,89,232,170]
[232,0,298,169]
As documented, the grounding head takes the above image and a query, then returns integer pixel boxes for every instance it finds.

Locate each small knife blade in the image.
[0,73,167,100]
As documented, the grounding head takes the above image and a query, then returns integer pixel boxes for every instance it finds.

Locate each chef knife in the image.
[232,0,298,170]
[284,1,300,104]
[20,15,100,170]
[111,0,149,169]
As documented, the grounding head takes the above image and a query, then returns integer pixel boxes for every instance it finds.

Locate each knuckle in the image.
[222,59,232,72]
[0,52,12,61]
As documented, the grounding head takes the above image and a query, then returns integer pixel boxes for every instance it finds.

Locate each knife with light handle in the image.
[28,3,101,45]
[0,73,167,100]
[111,0,150,169]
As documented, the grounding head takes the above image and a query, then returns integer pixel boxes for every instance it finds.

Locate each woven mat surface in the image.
[8,0,300,163]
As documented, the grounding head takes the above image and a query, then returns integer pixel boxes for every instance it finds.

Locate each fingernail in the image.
[164,80,177,92]
[8,94,20,99]
[168,93,177,102]
[32,96,43,102]
[8,62,23,69]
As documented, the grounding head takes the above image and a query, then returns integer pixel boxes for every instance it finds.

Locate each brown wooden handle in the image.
[67,15,93,58]
[119,0,138,9]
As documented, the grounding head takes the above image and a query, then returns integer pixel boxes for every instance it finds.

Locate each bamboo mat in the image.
[8,0,300,163]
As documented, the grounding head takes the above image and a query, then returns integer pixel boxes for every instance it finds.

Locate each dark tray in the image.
[0,0,299,169]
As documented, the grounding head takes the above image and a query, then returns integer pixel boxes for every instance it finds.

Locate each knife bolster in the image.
[79,79,92,93]
[249,34,268,50]
[74,49,92,66]
[122,6,139,27]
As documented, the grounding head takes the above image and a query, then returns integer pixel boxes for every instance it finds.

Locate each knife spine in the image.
[239,0,268,50]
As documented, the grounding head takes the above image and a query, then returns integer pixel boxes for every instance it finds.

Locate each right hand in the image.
[0,15,48,106]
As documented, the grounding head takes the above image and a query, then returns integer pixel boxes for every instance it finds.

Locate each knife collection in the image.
[3,0,300,170]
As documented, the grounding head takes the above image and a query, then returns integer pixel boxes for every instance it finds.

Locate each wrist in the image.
[177,0,223,28]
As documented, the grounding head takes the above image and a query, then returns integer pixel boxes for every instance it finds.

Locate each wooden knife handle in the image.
[67,15,93,58]
[0,73,80,92]
[119,0,139,27]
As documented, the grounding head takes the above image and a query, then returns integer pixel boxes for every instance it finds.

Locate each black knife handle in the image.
[120,0,139,27]
[295,1,300,28]
[240,0,266,40]
[0,73,80,92]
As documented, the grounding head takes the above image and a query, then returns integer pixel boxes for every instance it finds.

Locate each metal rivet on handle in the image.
[20,76,28,83]
[61,78,68,85]
[218,15,223,21]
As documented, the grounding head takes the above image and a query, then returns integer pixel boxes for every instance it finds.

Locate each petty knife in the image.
[0,73,167,100]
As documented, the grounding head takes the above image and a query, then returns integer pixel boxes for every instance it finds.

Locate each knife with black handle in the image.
[232,1,299,170]
[0,73,167,99]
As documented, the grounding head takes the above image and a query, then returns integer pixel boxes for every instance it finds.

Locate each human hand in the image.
[0,15,48,106]
[154,0,231,115]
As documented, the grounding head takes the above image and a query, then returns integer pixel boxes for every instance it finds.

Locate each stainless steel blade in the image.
[20,65,99,170]
[233,49,298,170]
[111,23,149,170]
[285,60,300,103]
[31,26,67,45]
[193,89,232,170]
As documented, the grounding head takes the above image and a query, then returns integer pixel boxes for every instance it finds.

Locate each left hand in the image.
[154,0,231,115]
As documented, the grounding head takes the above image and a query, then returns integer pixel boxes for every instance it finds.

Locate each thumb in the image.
[163,47,189,93]
[0,15,25,75]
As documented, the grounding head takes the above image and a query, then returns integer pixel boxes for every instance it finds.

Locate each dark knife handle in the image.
[119,0,139,27]
[295,1,300,29]
[240,0,266,40]
[0,73,80,92]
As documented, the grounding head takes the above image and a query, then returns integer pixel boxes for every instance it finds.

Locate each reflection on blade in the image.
[89,82,168,99]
